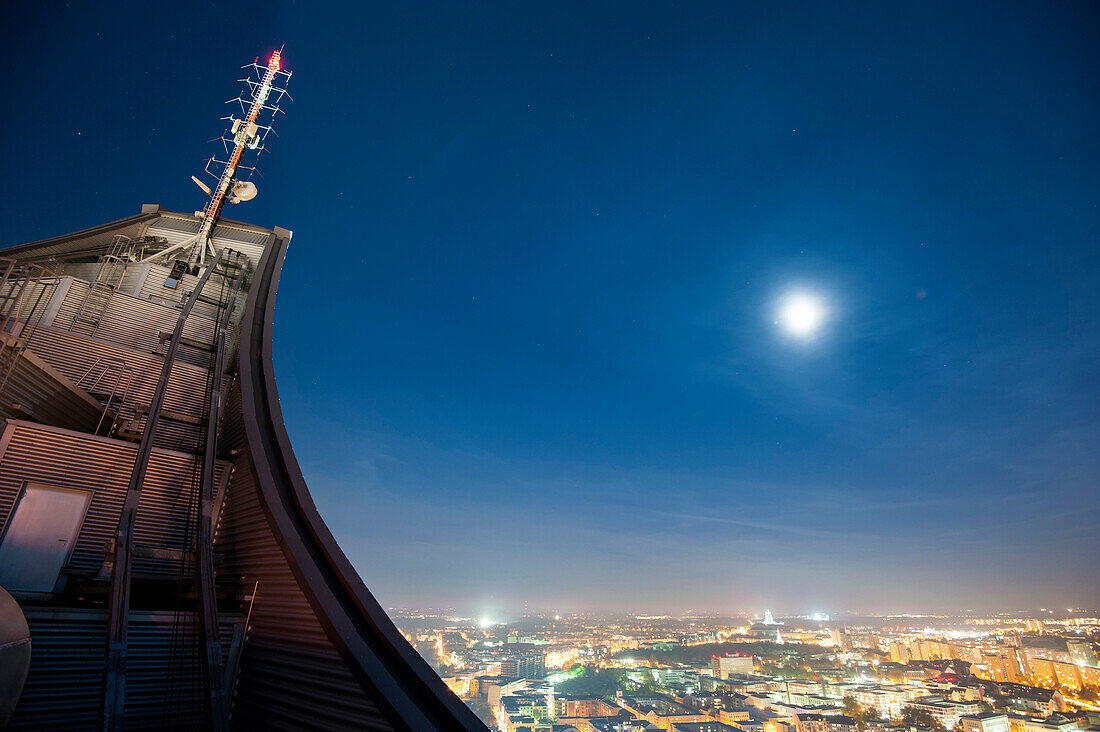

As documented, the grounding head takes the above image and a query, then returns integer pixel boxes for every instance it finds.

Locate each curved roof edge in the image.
[238,228,487,730]
[1,210,160,256]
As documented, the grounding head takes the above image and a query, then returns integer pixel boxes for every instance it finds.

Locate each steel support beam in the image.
[99,249,226,732]
[196,252,248,732]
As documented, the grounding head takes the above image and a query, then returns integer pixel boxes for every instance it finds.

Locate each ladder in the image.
[72,235,135,335]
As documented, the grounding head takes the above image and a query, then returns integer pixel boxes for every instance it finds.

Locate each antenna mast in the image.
[143,49,291,265]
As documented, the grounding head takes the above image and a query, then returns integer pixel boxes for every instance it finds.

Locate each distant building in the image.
[617,693,711,729]
[749,623,787,641]
[829,629,853,651]
[794,713,859,732]
[907,696,981,730]
[555,696,622,719]
[891,642,913,665]
[1020,714,1077,732]
[959,712,1010,732]
[713,654,756,679]
[582,719,660,732]
[501,651,547,679]
[670,722,742,732]
[994,683,1065,715]
[849,684,927,718]
[1066,639,1097,667]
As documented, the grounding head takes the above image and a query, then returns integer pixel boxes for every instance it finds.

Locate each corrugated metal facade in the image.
[0,420,230,580]
[11,607,239,731]
[49,279,219,357]
[0,214,155,265]
[23,326,210,417]
[0,208,486,731]
[228,225,484,731]
[215,451,390,730]
[21,325,217,451]
[0,336,105,432]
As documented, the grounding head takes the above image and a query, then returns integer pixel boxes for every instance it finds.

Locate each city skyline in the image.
[388,605,1100,727]
[2,1,1097,615]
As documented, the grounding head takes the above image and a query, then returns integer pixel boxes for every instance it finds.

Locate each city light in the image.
[388,608,1100,729]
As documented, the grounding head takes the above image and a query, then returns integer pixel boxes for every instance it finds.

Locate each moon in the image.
[777,292,826,338]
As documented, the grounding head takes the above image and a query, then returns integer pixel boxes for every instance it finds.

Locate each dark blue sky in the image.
[2,2,1098,615]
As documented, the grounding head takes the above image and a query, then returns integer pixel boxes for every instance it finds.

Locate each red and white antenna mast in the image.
[144,49,292,265]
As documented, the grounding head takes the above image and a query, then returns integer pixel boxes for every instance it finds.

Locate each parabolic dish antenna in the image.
[228,180,258,204]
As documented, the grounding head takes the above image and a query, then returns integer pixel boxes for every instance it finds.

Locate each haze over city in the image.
[2,1,1097,619]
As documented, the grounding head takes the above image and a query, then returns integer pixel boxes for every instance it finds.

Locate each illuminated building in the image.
[501,651,547,679]
[1065,639,1096,666]
[670,722,742,732]
[713,654,756,679]
[1021,715,1077,732]
[960,712,1011,732]
[849,685,927,718]
[889,641,912,664]
[616,693,712,728]
[907,696,982,729]
[829,628,853,651]
[556,697,621,718]
[793,713,858,732]
[995,683,1066,715]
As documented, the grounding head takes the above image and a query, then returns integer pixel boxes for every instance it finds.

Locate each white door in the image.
[0,483,90,593]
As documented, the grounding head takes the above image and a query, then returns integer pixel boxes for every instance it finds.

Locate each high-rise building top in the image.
[0,45,485,732]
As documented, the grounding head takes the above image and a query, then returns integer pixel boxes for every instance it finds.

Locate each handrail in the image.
[76,356,136,436]
[0,260,62,398]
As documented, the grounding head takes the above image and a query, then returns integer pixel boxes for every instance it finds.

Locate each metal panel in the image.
[60,262,103,282]
[144,216,201,236]
[0,420,230,580]
[147,216,269,269]
[51,279,219,357]
[0,277,62,331]
[10,607,239,731]
[137,261,247,336]
[0,335,105,432]
[24,326,214,426]
[216,452,389,730]
[0,483,91,592]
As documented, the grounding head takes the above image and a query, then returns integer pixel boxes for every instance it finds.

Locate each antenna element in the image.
[144,49,292,265]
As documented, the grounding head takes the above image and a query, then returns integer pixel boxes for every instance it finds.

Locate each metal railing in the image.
[0,258,62,396]
[76,356,137,437]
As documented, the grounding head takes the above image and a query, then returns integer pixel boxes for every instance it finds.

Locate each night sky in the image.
[2,2,1097,616]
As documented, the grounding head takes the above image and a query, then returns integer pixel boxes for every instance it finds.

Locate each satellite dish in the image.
[0,586,30,727]
[228,180,258,204]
